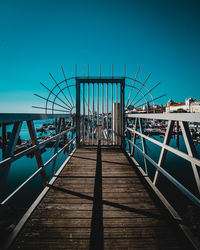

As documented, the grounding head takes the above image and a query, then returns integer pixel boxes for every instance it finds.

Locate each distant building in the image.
[125,104,164,114]
[165,98,200,113]
[190,101,200,113]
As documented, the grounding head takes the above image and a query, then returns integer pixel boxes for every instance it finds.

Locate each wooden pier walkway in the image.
[11,146,185,249]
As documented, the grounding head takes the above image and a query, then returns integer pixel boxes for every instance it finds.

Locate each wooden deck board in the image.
[11,146,183,249]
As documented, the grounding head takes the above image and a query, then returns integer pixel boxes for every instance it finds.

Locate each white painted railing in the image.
[0,113,76,205]
[125,113,200,208]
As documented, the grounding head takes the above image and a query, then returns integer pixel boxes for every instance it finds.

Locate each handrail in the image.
[126,127,200,168]
[126,137,200,208]
[1,137,76,205]
[0,127,75,168]
[124,114,200,208]
[126,113,200,123]
[0,113,72,124]
[0,114,76,205]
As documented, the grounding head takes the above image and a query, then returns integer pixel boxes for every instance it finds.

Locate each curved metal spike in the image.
[49,72,73,108]
[125,77,155,106]
[126,66,140,107]
[34,94,71,111]
[128,72,152,107]
[134,94,166,109]
[61,66,74,106]
[40,82,72,110]
[32,106,69,113]
[125,85,148,110]
[132,82,161,107]
[51,86,74,115]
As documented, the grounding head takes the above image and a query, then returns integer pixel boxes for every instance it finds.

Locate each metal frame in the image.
[125,149,200,249]
[124,113,200,248]
[125,113,200,208]
[3,146,77,250]
[76,77,125,146]
[0,113,76,205]
[27,120,47,186]
[0,122,23,200]
[1,67,200,249]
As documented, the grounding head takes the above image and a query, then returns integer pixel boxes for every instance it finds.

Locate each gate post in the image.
[76,78,80,147]
[121,78,125,148]
[112,103,121,145]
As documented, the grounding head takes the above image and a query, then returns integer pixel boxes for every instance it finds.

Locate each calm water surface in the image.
[1,121,200,210]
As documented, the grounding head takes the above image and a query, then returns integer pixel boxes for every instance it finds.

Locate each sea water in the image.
[1,121,200,210]
[126,134,200,210]
[0,120,69,209]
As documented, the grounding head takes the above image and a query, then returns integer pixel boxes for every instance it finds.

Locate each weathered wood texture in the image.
[11,146,183,249]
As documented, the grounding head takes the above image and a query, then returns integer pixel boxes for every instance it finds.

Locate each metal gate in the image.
[76,78,125,146]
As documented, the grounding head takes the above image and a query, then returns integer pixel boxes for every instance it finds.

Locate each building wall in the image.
[166,105,188,113]
[166,102,200,113]
[190,103,200,113]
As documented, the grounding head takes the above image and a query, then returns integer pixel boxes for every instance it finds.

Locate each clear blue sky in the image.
[0,0,199,112]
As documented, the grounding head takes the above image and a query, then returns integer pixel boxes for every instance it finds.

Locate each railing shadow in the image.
[47,184,163,220]
[72,155,130,166]
[89,140,104,250]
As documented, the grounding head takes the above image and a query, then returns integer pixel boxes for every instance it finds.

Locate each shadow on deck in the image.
[9,145,189,249]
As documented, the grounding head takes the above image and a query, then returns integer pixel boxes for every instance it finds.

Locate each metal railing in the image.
[76,78,125,146]
[124,113,200,208]
[0,113,76,205]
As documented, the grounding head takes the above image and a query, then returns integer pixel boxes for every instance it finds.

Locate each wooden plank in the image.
[10,146,183,250]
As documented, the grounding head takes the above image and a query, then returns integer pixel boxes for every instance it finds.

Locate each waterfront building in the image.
[165,97,200,113]
[126,104,164,113]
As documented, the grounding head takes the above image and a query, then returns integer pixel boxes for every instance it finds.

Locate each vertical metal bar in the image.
[88,65,90,144]
[2,124,6,160]
[111,83,113,145]
[79,85,82,142]
[55,118,57,132]
[177,121,180,149]
[83,83,85,144]
[92,83,94,145]
[88,83,90,145]
[0,122,23,200]
[120,81,122,146]
[127,129,131,153]
[63,118,69,154]
[107,83,108,145]
[131,118,139,156]
[80,84,82,142]
[180,121,200,193]
[5,122,22,159]
[97,83,99,144]
[71,116,75,151]
[139,118,148,175]
[102,83,104,145]
[52,118,62,173]
[121,79,125,148]
[26,120,47,186]
[116,83,118,144]
[153,120,174,185]
[76,79,80,147]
